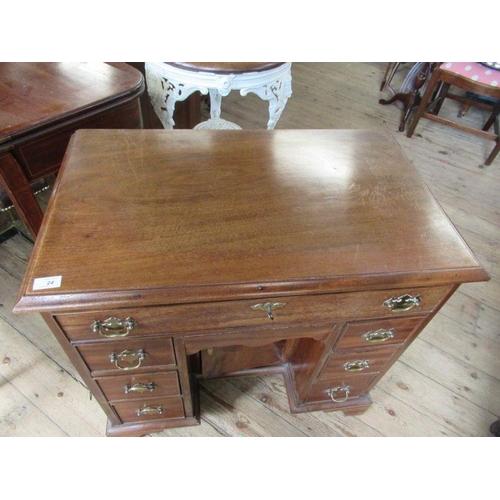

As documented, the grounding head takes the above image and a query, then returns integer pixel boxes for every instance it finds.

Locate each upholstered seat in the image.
[441,62,499,87]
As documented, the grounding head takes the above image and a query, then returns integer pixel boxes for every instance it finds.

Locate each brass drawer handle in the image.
[326,385,350,403]
[92,317,136,337]
[124,382,156,394]
[109,349,147,370]
[344,359,371,372]
[251,302,286,320]
[137,405,164,416]
[383,294,421,313]
[362,328,395,343]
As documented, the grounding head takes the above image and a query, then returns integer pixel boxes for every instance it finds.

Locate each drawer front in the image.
[16,130,72,179]
[335,316,424,350]
[76,338,176,375]
[184,323,334,355]
[96,371,181,402]
[55,285,450,341]
[112,397,185,423]
[320,346,399,380]
[306,374,375,404]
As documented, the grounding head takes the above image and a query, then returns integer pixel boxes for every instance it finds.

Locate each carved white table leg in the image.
[208,89,223,120]
[145,62,208,129]
[240,69,293,129]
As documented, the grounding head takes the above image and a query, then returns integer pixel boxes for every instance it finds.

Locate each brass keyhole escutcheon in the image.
[250,302,286,320]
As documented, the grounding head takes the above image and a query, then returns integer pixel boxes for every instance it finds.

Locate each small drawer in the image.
[96,371,181,403]
[306,374,375,404]
[319,346,398,380]
[76,338,176,375]
[55,285,450,341]
[112,397,185,423]
[335,316,424,350]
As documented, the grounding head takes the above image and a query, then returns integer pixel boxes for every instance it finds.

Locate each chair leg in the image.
[380,63,397,91]
[459,103,472,117]
[485,138,500,166]
[406,68,442,138]
[483,101,499,165]
[429,82,450,115]
[482,101,500,132]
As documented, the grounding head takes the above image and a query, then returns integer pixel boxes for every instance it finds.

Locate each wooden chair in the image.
[406,62,500,166]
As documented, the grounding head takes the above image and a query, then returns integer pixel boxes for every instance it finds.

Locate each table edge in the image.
[13,267,490,314]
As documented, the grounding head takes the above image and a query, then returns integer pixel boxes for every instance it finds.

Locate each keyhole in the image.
[266,305,275,320]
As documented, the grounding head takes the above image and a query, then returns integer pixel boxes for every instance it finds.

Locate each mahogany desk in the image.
[0,62,144,238]
[14,129,489,436]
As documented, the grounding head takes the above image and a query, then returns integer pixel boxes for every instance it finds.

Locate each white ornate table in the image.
[145,62,292,130]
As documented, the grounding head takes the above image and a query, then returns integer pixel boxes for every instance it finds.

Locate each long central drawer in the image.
[55,285,451,342]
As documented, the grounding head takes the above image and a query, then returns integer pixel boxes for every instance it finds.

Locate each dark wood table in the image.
[0,62,144,238]
[14,129,489,436]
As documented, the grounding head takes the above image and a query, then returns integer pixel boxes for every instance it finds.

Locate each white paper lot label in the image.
[33,276,62,290]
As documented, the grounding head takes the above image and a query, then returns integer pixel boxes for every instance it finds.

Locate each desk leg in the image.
[0,152,43,237]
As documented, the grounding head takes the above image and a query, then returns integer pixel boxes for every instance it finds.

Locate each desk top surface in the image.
[16,129,488,312]
[0,63,143,143]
